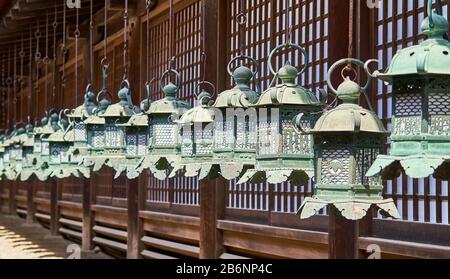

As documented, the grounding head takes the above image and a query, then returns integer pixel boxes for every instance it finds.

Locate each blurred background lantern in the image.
[297,58,400,220]
[136,68,191,180]
[238,43,324,186]
[367,0,450,181]
[200,56,260,180]
[82,80,136,174]
[176,81,215,179]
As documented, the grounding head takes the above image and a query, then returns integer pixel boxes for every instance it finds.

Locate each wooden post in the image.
[127,177,139,259]
[198,0,227,259]
[50,179,62,235]
[328,212,359,259]
[26,179,36,224]
[199,177,225,259]
[9,180,17,215]
[82,175,95,252]
[125,8,144,259]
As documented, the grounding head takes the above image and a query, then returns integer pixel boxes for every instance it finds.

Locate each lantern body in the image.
[298,60,400,221]
[136,78,190,181]
[82,81,136,175]
[114,113,149,180]
[367,8,450,180]
[176,92,215,178]
[239,63,323,185]
[206,65,259,180]
[125,126,148,158]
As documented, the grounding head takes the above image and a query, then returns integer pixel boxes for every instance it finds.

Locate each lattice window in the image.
[137,131,148,156]
[74,123,87,142]
[88,126,105,148]
[153,123,177,146]
[321,149,351,185]
[429,93,450,115]
[228,0,329,91]
[126,133,138,156]
[50,144,64,163]
[355,148,380,186]
[258,120,279,155]
[395,93,422,116]
[195,128,213,155]
[105,122,123,148]
[173,176,199,206]
[147,0,201,105]
[181,129,194,157]
[33,137,42,153]
[282,112,313,155]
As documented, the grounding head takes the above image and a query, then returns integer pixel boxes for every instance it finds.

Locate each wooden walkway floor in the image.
[0,214,111,259]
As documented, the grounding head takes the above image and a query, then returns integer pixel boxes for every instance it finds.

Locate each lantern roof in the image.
[176,91,215,125]
[255,63,322,107]
[34,113,60,135]
[212,65,259,108]
[118,114,149,127]
[373,2,450,81]
[147,96,191,115]
[100,81,135,118]
[311,103,386,135]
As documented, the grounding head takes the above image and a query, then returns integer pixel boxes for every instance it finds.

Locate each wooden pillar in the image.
[127,177,139,259]
[198,0,227,259]
[50,179,62,235]
[82,175,95,252]
[26,179,36,224]
[328,212,359,259]
[199,177,225,259]
[9,180,17,215]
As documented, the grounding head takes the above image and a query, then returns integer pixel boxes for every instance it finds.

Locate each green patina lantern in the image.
[197,56,260,180]
[2,128,22,180]
[19,113,59,181]
[14,122,35,181]
[115,86,152,180]
[66,84,97,166]
[136,69,191,180]
[176,81,215,178]
[44,110,91,180]
[82,80,136,173]
[239,43,324,185]
[367,0,450,180]
[0,135,13,180]
[297,58,400,220]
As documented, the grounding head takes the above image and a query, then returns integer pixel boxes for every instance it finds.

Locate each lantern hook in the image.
[160,68,181,93]
[142,78,156,114]
[268,43,308,77]
[327,58,373,110]
[194,81,216,103]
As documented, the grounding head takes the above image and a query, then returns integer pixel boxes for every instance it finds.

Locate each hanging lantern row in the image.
[1,0,449,222]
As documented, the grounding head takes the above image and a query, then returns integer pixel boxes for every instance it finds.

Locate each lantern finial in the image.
[232,65,253,89]
[421,0,448,38]
[278,63,298,85]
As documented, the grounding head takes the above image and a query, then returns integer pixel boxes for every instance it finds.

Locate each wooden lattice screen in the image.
[374,0,450,225]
